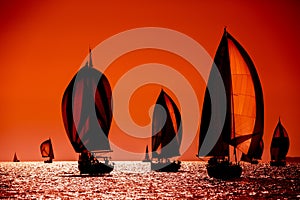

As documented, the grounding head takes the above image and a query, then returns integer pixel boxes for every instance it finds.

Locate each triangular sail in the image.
[13,153,19,162]
[61,51,113,153]
[198,32,231,157]
[227,33,264,155]
[40,139,54,159]
[152,90,182,159]
[270,119,289,161]
[241,139,263,162]
[198,29,264,159]
[144,145,150,160]
[228,39,255,153]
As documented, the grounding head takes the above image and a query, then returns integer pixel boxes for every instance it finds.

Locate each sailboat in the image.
[241,139,263,164]
[13,152,20,162]
[62,49,114,174]
[151,89,182,172]
[270,118,289,167]
[197,28,264,179]
[142,145,150,162]
[40,138,54,163]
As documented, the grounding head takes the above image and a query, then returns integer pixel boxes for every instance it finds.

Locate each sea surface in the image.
[0,161,299,199]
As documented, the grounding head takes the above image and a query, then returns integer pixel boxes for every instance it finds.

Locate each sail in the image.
[144,145,150,160]
[13,153,19,162]
[61,50,113,153]
[152,90,182,158]
[254,139,264,159]
[40,139,54,159]
[241,139,263,162]
[198,31,231,157]
[198,29,264,158]
[270,119,289,161]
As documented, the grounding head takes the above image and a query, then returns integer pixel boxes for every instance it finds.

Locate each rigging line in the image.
[234,124,255,130]
[231,73,252,75]
[234,132,258,137]
[234,113,256,118]
[232,93,255,97]
[231,84,238,163]
[233,114,256,118]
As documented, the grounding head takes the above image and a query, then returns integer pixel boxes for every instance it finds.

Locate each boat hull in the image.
[78,161,113,174]
[151,161,181,172]
[44,159,52,163]
[270,160,286,167]
[207,163,242,179]
[250,160,259,164]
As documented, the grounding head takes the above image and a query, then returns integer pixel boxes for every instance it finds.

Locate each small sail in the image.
[40,139,54,159]
[241,139,263,163]
[152,90,182,159]
[198,29,264,158]
[13,152,19,162]
[270,119,289,161]
[61,50,113,153]
[143,145,150,161]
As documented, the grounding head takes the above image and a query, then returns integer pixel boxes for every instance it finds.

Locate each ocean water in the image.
[0,161,299,199]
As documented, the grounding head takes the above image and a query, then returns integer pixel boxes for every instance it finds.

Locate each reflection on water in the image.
[0,161,299,199]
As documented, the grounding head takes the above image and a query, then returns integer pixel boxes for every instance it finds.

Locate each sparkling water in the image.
[0,161,299,199]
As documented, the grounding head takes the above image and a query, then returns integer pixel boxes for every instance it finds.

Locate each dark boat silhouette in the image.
[13,152,20,162]
[151,89,182,172]
[142,145,150,162]
[40,138,54,163]
[62,49,114,174]
[241,139,264,164]
[197,28,264,179]
[270,118,289,167]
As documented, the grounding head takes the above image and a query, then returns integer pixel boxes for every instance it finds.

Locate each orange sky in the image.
[0,0,299,161]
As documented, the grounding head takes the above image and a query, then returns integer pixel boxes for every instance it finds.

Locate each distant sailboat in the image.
[151,89,182,172]
[142,145,150,162]
[270,118,289,167]
[197,28,264,179]
[40,138,54,163]
[241,139,263,164]
[62,49,114,174]
[13,152,20,162]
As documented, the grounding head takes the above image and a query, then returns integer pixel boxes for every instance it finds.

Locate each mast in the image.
[228,26,236,162]
[89,48,93,68]
[231,86,237,163]
[49,138,54,160]
[228,31,237,162]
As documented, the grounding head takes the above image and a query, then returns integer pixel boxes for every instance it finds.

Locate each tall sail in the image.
[270,118,289,161]
[152,90,182,159]
[61,50,113,153]
[143,145,150,161]
[198,29,264,158]
[40,139,54,159]
[13,153,19,162]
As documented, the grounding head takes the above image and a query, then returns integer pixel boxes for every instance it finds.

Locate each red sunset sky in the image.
[0,1,299,161]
